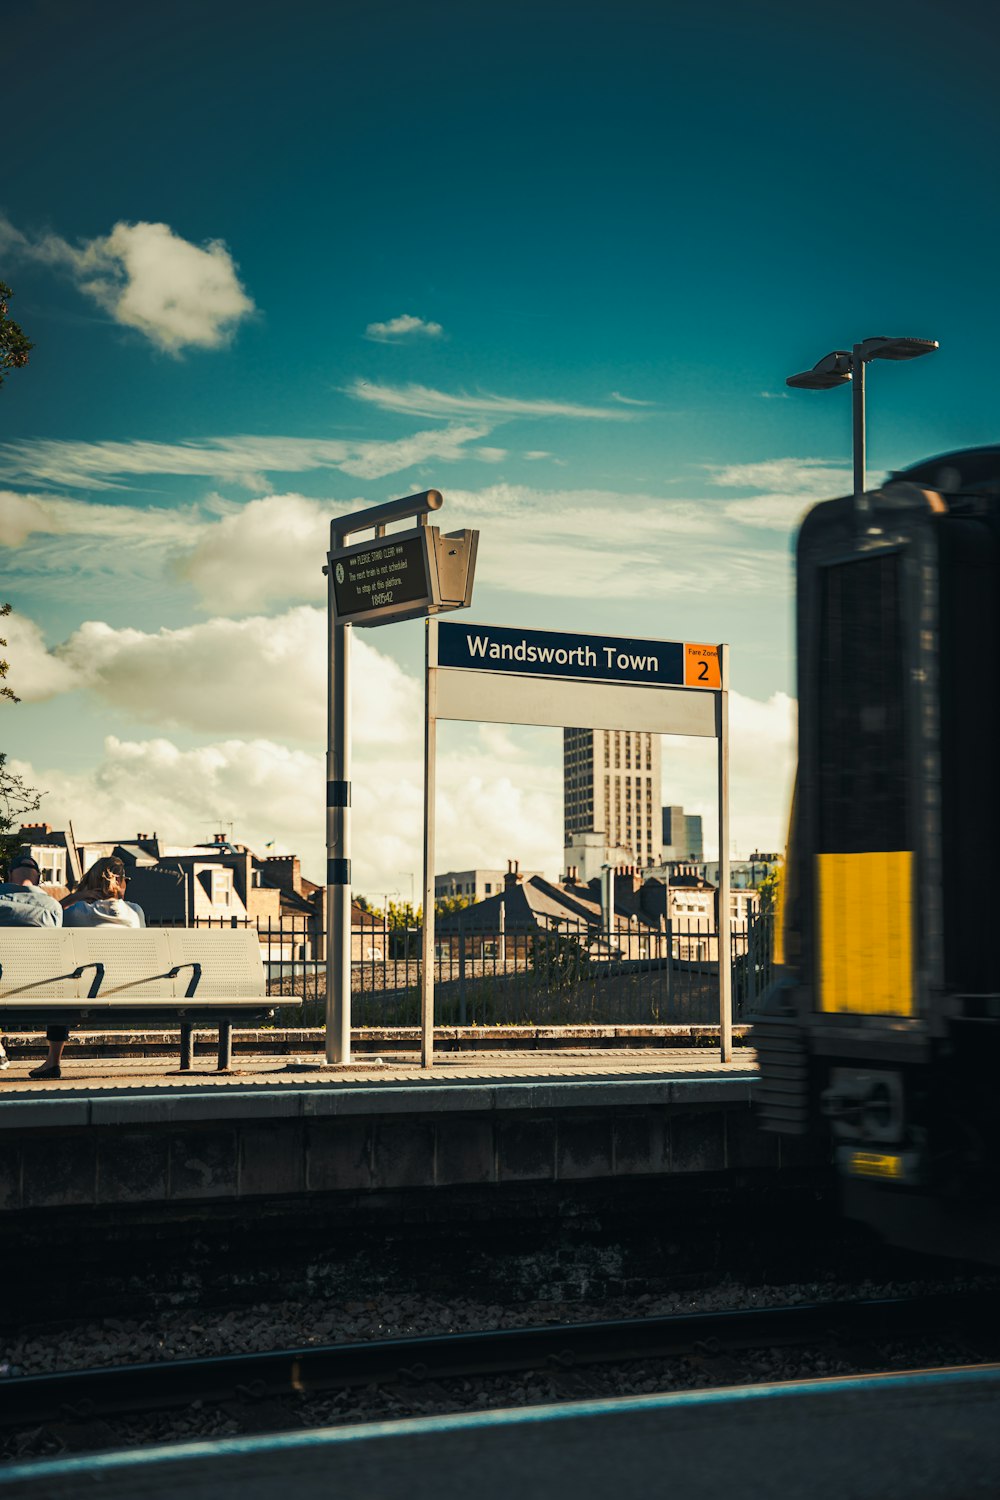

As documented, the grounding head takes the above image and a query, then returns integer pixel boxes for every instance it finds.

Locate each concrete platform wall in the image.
[0,1091,802,1213]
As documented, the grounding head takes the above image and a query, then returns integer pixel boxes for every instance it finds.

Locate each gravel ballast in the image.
[3,1270,998,1464]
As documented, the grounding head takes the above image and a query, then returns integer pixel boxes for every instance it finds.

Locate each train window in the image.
[817,554,907,853]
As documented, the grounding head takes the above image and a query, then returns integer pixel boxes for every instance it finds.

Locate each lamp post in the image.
[786,336,938,520]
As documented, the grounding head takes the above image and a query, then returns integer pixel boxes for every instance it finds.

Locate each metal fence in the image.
[153,910,774,1028]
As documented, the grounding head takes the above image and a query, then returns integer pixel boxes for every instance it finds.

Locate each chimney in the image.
[20,822,52,835]
[264,854,302,895]
[614,866,642,902]
[504,859,523,891]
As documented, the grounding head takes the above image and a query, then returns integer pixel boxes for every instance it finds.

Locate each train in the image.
[753,444,1000,1264]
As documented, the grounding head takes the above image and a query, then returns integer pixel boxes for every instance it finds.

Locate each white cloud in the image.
[443,482,721,533]
[336,423,491,480]
[0,492,61,547]
[0,489,329,614]
[731,689,797,785]
[8,686,794,892]
[171,481,781,612]
[721,494,815,529]
[365,314,444,342]
[0,424,490,490]
[2,477,794,615]
[0,490,217,611]
[8,725,564,892]
[440,483,790,601]
[0,215,255,354]
[609,391,656,407]
[431,743,561,881]
[0,488,198,545]
[483,536,786,601]
[173,493,330,611]
[708,457,849,495]
[15,605,419,745]
[706,457,853,532]
[473,447,507,463]
[344,728,564,894]
[8,738,327,874]
[660,691,796,859]
[0,609,76,700]
[344,380,636,422]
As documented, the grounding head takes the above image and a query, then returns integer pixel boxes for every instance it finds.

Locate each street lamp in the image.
[786,336,939,520]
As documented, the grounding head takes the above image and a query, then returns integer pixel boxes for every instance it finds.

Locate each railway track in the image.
[3,1289,998,1444]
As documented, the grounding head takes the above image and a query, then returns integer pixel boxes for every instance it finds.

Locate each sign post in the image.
[421,623,439,1068]
[325,555,352,1068]
[717,644,732,1061]
[422,620,731,1065]
[323,491,478,1067]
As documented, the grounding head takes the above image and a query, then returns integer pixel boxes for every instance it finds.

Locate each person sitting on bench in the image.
[0,854,63,927]
[29,857,145,1081]
[62,856,146,930]
[0,854,63,1070]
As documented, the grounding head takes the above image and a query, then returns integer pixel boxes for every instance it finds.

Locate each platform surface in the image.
[0,1365,996,1499]
[0,1045,754,1086]
[0,1048,757,1128]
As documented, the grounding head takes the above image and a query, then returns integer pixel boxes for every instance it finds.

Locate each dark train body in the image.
[754,445,1000,1263]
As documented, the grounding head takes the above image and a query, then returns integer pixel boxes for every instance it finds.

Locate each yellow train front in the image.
[754,445,1000,1264]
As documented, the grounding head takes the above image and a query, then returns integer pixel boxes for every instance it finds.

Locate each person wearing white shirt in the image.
[30,856,146,1080]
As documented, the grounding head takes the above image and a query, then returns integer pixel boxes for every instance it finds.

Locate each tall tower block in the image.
[563,728,662,868]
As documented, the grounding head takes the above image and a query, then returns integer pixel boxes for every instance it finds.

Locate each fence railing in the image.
[150,910,775,1028]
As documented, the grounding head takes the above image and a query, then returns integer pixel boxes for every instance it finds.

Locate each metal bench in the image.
[0,929,280,1071]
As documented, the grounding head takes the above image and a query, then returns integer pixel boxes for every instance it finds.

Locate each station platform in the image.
[0,1043,794,1215]
[3,1365,997,1499]
[0,1044,755,1099]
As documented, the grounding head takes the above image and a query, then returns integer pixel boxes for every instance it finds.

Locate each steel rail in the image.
[2,1291,997,1429]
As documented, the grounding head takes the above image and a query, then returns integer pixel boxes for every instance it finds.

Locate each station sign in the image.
[330,525,478,628]
[438,621,721,689]
[424,615,732,1064]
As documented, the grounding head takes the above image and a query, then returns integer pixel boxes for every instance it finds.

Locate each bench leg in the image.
[217,1020,233,1072]
[180,1023,194,1071]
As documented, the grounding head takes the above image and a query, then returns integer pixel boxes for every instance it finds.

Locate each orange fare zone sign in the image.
[684,643,722,689]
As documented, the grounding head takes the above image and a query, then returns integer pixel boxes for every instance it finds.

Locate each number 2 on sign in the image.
[684,643,722,689]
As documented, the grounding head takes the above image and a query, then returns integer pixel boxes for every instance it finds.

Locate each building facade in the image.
[661,805,704,862]
[685,815,704,861]
[435,868,542,902]
[15,823,78,890]
[437,861,767,969]
[563,728,662,869]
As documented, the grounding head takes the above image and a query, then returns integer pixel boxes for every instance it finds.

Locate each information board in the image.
[332,534,430,619]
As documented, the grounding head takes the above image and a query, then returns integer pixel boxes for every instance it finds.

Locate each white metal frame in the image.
[420,618,732,1067]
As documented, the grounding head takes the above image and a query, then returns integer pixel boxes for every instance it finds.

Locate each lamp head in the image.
[859,335,939,362]
[786,350,853,390]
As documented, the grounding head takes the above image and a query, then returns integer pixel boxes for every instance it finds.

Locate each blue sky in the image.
[1,0,996,887]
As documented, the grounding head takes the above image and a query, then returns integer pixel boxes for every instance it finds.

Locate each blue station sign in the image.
[438,622,721,690]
